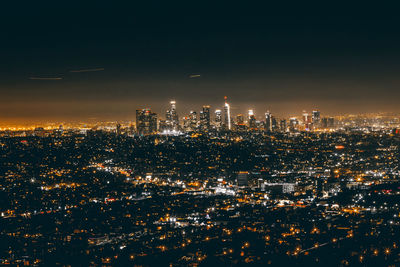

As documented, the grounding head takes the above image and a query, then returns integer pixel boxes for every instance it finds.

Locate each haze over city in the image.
[1,2,400,124]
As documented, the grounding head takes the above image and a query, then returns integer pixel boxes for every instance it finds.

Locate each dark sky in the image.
[1,2,400,123]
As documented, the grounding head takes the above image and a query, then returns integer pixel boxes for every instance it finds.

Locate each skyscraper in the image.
[271,116,278,132]
[327,117,335,128]
[248,109,256,129]
[116,123,122,135]
[215,109,222,130]
[182,116,190,132]
[312,110,321,128]
[136,109,158,135]
[166,100,179,131]
[321,118,328,128]
[265,111,272,132]
[200,105,211,131]
[189,111,198,131]
[236,114,246,131]
[302,111,311,131]
[280,119,287,132]
[223,96,231,130]
[236,114,244,125]
[321,117,335,129]
[289,117,298,132]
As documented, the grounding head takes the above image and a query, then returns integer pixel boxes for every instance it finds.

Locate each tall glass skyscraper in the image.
[200,105,211,130]
[223,96,231,130]
[215,109,222,130]
[265,111,272,132]
[136,109,157,135]
[166,100,179,131]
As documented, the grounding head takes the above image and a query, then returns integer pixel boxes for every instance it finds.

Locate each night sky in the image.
[1,2,400,123]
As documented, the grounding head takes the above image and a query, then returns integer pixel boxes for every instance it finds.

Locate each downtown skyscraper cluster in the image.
[136,98,335,135]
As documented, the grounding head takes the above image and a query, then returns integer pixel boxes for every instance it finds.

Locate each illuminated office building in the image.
[265,111,272,132]
[166,100,179,131]
[312,110,321,128]
[280,119,287,132]
[200,105,211,130]
[248,109,256,129]
[289,117,299,132]
[189,111,198,131]
[136,109,158,135]
[303,111,312,131]
[215,109,222,130]
[223,96,231,130]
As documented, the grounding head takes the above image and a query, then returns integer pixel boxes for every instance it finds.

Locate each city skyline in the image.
[1,96,400,127]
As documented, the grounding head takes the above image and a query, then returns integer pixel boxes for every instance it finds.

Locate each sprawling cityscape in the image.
[2,1,400,266]
[1,97,400,266]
